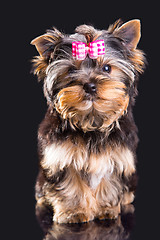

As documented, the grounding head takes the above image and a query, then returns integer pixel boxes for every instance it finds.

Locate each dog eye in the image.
[102,64,111,73]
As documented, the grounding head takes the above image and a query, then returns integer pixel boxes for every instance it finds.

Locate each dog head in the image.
[31,19,145,132]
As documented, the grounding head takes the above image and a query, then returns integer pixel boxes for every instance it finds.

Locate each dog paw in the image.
[68,213,94,223]
[53,211,94,223]
[98,205,120,220]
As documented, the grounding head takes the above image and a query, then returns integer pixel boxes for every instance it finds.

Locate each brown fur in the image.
[54,67,130,132]
[31,19,146,224]
[37,138,135,223]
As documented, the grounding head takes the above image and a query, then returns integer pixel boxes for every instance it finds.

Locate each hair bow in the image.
[72,40,105,60]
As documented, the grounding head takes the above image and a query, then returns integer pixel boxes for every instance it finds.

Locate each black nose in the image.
[83,83,96,95]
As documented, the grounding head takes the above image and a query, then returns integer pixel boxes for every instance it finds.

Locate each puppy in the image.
[31,19,145,223]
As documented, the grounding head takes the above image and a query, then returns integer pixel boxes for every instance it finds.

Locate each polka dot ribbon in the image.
[72,40,105,60]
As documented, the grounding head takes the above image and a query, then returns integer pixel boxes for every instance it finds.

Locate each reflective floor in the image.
[39,205,135,240]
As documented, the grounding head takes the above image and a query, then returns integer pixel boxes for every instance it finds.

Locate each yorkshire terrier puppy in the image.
[31,19,145,223]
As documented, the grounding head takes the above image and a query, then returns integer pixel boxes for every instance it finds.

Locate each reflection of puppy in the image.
[43,205,135,240]
[31,19,145,223]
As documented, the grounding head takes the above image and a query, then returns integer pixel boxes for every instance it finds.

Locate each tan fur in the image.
[42,139,135,178]
[32,56,48,80]
[129,49,146,73]
[41,138,135,223]
[54,66,130,132]
[44,167,97,223]
[121,191,135,205]
[32,20,145,224]
[41,138,87,175]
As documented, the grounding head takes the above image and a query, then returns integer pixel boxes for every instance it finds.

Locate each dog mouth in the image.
[55,85,94,112]
[54,84,129,132]
[73,99,93,112]
[84,93,96,101]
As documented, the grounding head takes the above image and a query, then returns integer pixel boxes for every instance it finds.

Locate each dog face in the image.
[31,20,145,132]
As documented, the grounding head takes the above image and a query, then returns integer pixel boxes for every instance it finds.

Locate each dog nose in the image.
[83,83,96,95]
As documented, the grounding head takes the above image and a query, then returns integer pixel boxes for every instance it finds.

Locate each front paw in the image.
[53,211,94,223]
[98,204,120,220]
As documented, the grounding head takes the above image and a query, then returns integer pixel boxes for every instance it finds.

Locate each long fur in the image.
[31,19,146,223]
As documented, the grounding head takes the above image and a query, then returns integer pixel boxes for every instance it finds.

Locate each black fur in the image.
[31,20,145,224]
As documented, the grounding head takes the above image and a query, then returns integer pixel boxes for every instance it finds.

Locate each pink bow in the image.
[72,40,105,60]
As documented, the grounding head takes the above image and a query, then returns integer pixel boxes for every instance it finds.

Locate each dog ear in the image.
[112,19,141,50]
[31,28,63,80]
[31,28,63,57]
[108,19,145,74]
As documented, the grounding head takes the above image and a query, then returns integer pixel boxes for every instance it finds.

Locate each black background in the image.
[3,1,160,239]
